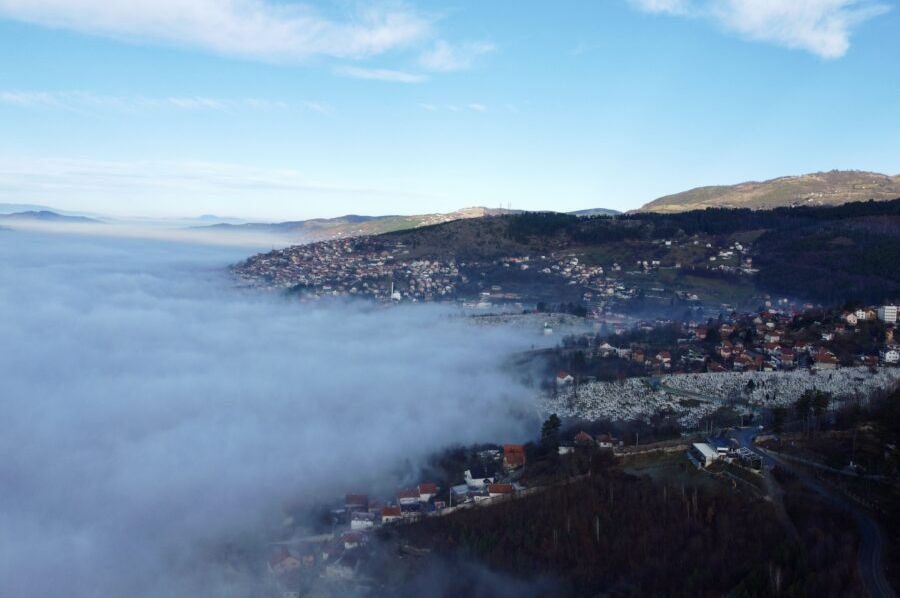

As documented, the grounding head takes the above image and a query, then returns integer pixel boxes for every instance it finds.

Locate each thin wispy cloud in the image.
[0,157,438,218]
[419,102,489,113]
[336,65,426,83]
[0,0,430,63]
[419,39,495,72]
[628,0,889,58]
[0,90,316,113]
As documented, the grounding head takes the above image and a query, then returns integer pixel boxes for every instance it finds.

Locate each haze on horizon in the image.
[1,0,899,220]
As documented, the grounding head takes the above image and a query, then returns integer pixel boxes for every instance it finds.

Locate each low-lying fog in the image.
[0,229,535,597]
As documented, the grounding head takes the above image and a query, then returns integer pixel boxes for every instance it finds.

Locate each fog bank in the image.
[0,230,534,597]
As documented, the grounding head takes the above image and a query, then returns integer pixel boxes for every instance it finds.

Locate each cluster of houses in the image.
[557,303,899,379]
[234,237,463,301]
[266,444,531,597]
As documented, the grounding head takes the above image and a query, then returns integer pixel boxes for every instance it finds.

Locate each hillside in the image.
[639,170,900,213]
[0,210,100,224]
[235,199,900,308]
[199,206,518,243]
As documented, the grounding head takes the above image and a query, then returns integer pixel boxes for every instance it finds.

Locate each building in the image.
[417,483,438,502]
[503,444,526,470]
[878,305,898,323]
[344,494,368,512]
[688,442,719,468]
[397,489,419,507]
[487,483,515,498]
[350,511,375,531]
[556,371,574,387]
[464,465,495,489]
[381,506,402,524]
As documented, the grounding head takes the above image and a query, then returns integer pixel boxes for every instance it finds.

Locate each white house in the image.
[350,511,375,531]
[878,305,898,324]
[688,443,719,468]
[464,466,494,489]
[881,348,900,364]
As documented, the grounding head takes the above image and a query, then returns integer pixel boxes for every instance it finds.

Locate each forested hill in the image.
[382,198,900,305]
[638,170,900,213]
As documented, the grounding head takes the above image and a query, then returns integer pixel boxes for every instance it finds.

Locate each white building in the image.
[882,348,900,365]
[688,442,719,468]
[878,305,898,323]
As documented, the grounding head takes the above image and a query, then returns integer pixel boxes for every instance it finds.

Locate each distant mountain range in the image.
[0,210,100,224]
[637,170,900,213]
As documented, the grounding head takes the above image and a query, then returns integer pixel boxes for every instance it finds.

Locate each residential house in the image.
[555,371,574,387]
[417,483,438,502]
[503,444,526,470]
[268,549,302,576]
[381,506,402,524]
[487,483,515,498]
[574,431,594,447]
[350,511,375,531]
[344,494,368,512]
[464,465,495,489]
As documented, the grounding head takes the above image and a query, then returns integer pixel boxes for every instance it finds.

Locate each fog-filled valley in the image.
[0,229,535,597]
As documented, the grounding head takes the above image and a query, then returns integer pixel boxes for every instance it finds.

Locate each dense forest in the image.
[391,452,865,597]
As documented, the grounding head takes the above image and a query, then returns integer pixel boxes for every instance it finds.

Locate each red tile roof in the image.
[487,483,514,494]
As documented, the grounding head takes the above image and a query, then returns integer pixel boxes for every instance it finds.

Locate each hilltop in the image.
[198,206,520,243]
[638,170,900,213]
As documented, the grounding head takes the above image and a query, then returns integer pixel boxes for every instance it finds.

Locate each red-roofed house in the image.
[344,494,368,512]
[381,506,402,524]
[556,371,574,387]
[574,431,594,447]
[487,483,515,498]
[268,548,302,576]
[397,488,419,506]
[417,483,438,502]
[503,444,526,470]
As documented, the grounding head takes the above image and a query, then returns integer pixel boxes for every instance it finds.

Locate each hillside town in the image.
[231,231,759,314]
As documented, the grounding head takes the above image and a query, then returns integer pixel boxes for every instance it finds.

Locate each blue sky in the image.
[0,0,898,220]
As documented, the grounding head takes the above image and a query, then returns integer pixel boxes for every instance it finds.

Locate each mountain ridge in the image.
[638,170,900,213]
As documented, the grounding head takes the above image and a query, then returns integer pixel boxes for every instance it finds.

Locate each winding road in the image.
[731,427,895,598]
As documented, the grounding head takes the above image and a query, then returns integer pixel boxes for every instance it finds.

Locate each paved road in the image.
[731,428,895,598]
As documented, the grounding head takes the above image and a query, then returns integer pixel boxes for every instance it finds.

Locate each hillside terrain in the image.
[199,207,519,243]
[639,170,900,213]
[0,210,100,224]
[234,199,900,309]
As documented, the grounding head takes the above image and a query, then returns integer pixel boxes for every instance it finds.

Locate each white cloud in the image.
[419,39,495,72]
[0,90,310,112]
[0,0,430,62]
[629,0,690,14]
[628,0,889,58]
[467,102,487,112]
[336,65,426,83]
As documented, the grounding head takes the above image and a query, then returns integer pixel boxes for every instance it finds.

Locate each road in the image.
[731,428,895,598]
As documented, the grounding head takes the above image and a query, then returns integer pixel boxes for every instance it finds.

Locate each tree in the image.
[541,414,562,456]
[772,407,787,434]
